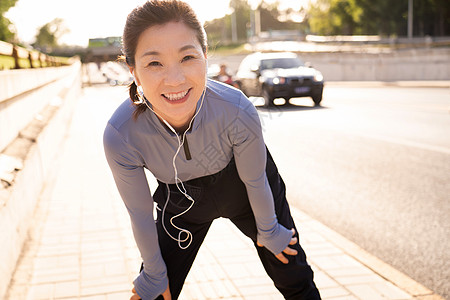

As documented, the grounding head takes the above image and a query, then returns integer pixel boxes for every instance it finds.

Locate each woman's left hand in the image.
[131,287,141,300]
[257,228,298,264]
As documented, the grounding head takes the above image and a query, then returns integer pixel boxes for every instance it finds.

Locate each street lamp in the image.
[249,0,261,39]
[230,0,238,43]
[408,0,413,39]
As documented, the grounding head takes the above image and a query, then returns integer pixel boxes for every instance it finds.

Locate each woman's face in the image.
[131,22,207,129]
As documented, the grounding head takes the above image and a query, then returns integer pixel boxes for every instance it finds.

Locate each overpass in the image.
[83,37,122,63]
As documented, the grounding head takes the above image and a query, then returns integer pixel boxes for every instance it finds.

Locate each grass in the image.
[0,56,16,69]
[0,55,72,70]
[208,43,251,56]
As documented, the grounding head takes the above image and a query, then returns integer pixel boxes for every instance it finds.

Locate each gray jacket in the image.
[103,79,292,299]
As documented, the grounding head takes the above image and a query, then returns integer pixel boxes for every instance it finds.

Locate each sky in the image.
[6,0,307,47]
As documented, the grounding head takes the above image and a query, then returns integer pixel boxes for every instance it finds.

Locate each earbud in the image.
[132,71,145,100]
[137,85,144,96]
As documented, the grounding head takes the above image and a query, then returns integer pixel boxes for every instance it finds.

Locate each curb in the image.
[324,81,450,88]
[290,207,446,300]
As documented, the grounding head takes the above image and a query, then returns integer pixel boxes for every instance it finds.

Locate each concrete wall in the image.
[209,47,450,81]
[0,62,82,299]
[0,65,76,152]
[300,48,450,81]
[0,66,74,101]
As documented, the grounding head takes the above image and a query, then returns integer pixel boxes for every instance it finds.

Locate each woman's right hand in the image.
[161,284,172,300]
[257,228,298,264]
[130,287,140,300]
[130,284,171,300]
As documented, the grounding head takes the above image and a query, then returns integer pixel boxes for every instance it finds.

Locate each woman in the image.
[103,1,321,299]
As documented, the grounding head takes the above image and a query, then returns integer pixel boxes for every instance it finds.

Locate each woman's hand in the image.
[161,284,172,300]
[130,287,140,300]
[257,228,298,264]
[130,284,172,300]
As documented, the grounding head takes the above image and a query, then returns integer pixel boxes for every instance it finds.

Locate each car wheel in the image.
[238,83,250,97]
[262,87,274,107]
[312,92,322,106]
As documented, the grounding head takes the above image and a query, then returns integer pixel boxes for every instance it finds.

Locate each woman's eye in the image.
[182,55,194,62]
[148,61,161,67]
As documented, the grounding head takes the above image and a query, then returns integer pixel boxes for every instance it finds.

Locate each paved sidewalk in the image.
[5,86,443,300]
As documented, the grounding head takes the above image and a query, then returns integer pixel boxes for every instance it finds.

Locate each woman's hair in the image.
[121,0,207,119]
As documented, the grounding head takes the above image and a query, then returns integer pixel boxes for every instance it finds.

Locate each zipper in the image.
[183,135,192,160]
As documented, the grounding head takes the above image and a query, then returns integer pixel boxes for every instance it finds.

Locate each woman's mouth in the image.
[162,89,191,103]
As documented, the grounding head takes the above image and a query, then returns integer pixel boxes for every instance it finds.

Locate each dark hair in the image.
[121,0,207,118]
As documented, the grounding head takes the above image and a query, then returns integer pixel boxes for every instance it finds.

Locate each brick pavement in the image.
[5,86,443,300]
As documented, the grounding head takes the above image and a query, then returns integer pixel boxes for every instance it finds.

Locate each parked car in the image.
[101,61,133,86]
[235,52,324,106]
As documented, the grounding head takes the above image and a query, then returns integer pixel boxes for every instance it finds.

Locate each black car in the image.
[235,52,324,106]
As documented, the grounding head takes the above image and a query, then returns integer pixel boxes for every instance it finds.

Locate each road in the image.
[88,60,449,297]
[256,84,450,299]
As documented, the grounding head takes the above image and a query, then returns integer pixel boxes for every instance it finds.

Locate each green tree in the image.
[230,0,251,41]
[307,0,332,35]
[32,18,69,52]
[308,0,363,35]
[205,0,305,46]
[0,0,18,42]
[432,0,450,36]
[258,1,301,31]
[205,0,250,45]
[355,0,407,36]
[308,0,449,37]
[411,0,450,36]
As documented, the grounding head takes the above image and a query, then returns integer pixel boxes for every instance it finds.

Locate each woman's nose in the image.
[164,65,185,86]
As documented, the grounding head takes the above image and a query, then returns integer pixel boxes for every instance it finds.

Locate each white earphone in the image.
[133,70,206,249]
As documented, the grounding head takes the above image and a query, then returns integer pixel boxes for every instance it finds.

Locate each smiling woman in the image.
[130,22,207,131]
[103,1,321,300]
[121,0,208,129]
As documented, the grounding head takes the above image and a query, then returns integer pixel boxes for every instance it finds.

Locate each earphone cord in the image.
[140,88,206,249]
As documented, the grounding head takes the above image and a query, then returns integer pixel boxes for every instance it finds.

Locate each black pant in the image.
[149,149,321,300]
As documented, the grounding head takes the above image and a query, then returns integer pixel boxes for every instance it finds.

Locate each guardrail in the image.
[0,40,74,70]
[305,35,450,48]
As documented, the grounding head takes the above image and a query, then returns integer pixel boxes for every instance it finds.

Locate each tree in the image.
[308,0,364,35]
[230,0,251,41]
[411,0,450,36]
[0,0,18,42]
[33,18,69,52]
[205,0,250,45]
[258,1,301,31]
[307,0,333,35]
[205,0,305,46]
[355,0,407,36]
[307,0,449,37]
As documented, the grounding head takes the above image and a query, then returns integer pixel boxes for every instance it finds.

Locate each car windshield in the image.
[260,57,304,70]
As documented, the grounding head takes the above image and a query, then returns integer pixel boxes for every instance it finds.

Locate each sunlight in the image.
[6,0,307,46]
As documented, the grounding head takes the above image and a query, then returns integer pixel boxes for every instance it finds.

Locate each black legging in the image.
[146,148,321,300]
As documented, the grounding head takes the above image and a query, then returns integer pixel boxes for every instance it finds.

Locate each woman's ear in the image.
[129,67,140,86]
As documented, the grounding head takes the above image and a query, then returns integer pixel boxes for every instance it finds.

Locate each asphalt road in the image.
[256,84,450,299]
[88,60,449,297]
